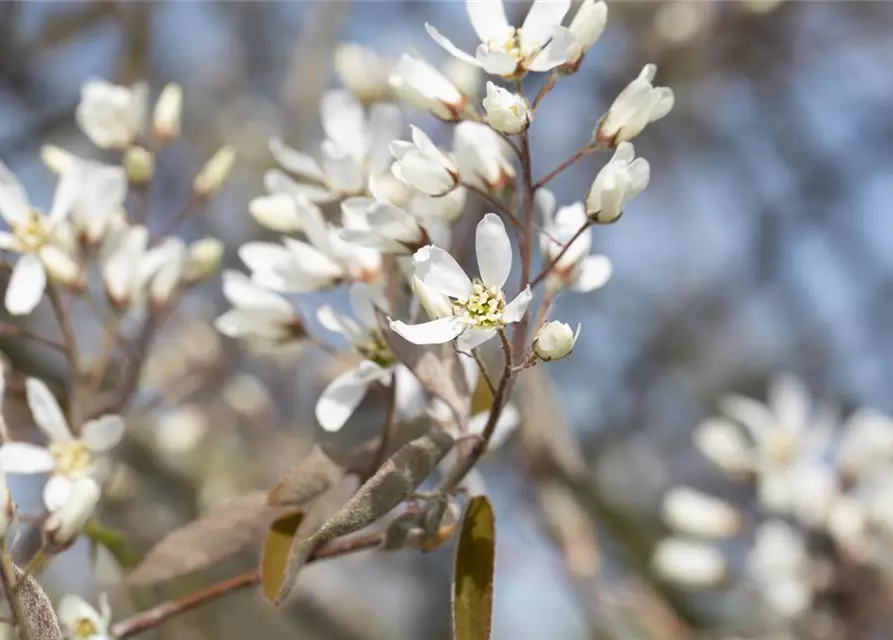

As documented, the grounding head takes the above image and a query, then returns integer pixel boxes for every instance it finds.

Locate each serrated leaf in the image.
[452,496,495,640]
[267,446,344,507]
[127,492,276,586]
[273,427,455,606]
[83,519,141,569]
[260,511,304,603]
[14,565,63,639]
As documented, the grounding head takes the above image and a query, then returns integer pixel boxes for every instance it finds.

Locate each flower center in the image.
[454,281,505,329]
[765,432,798,464]
[491,27,522,59]
[73,617,99,638]
[50,441,93,476]
[356,331,396,368]
[13,210,51,253]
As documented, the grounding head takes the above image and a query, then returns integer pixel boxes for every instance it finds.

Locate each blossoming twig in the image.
[530,221,592,289]
[46,281,83,431]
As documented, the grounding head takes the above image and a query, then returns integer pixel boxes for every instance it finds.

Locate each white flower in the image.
[749,520,814,619]
[0,160,83,314]
[1,469,12,538]
[390,214,532,351]
[661,487,741,539]
[534,321,580,362]
[58,594,112,640]
[453,122,515,192]
[215,270,304,343]
[60,155,127,245]
[152,82,183,143]
[598,64,674,144]
[193,146,236,198]
[183,237,224,284]
[563,0,608,69]
[585,142,650,223]
[334,42,392,104]
[443,58,483,102]
[43,477,101,548]
[652,538,726,588]
[248,193,304,233]
[123,145,155,184]
[836,408,893,479]
[391,126,459,197]
[265,90,401,203]
[389,53,468,121]
[0,377,124,511]
[537,189,612,292]
[340,198,431,254]
[315,284,425,432]
[482,82,530,134]
[75,79,148,150]
[426,0,578,77]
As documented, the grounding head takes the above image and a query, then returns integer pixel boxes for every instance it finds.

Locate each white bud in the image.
[40,144,78,175]
[184,237,224,284]
[193,146,236,198]
[152,82,183,143]
[693,417,752,474]
[249,194,303,233]
[333,43,392,104]
[1,471,14,538]
[534,321,580,362]
[390,54,467,121]
[43,478,100,549]
[662,487,741,539]
[567,1,608,64]
[482,82,531,135]
[585,142,650,223]
[123,145,155,184]
[598,64,674,144]
[391,126,458,197]
[652,538,726,588]
[148,238,187,306]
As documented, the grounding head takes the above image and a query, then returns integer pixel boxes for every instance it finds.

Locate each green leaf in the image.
[260,511,304,604]
[452,496,495,640]
[83,519,141,569]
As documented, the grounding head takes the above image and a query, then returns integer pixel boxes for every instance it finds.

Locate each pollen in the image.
[357,331,396,368]
[50,441,93,476]
[454,280,505,329]
[13,210,51,253]
[73,617,99,638]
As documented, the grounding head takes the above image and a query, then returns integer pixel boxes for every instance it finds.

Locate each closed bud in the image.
[43,478,100,549]
[249,194,303,233]
[184,237,224,284]
[153,83,183,143]
[482,82,531,135]
[123,145,156,185]
[585,142,649,224]
[661,487,741,539]
[598,64,674,145]
[1,472,14,538]
[193,146,236,198]
[534,321,580,362]
[40,144,77,175]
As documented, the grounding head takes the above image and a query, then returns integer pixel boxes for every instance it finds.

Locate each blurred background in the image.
[3,1,893,638]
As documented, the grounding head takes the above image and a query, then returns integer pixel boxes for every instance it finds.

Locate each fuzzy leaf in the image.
[267,446,344,507]
[260,511,304,603]
[127,492,276,585]
[14,565,63,639]
[84,519,141,569]
[452,496,495,640]
[273,427,455,606]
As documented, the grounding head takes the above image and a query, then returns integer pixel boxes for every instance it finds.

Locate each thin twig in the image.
[529,222,591,289]
[0,324,68,354]
[88,315,119,396]
[462,182,522,233]
[110,531,384,639]
[154,195,204,241]
[533,143,600,190]
[469,348,496,397]
[532,72,557,110]
[46,282,82,431]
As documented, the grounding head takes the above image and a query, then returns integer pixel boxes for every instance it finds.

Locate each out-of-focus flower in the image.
[837,408,893,479]
[453,122,515,192]
[183,237,224,284]
[426,0,577,77]
[652,538,726,588]
[749,520,814,619]
[0,160,84,314]
[585,142,650,224]
[193,146,236,198]
[341,198,432,254]
[534,321,580,362]
[390,54,468,121]
[537,189,611,292]
[123,145,155,185]
[391,126,459,197]
[443,58,482,102]
[0,470,13,538]
[57,593,112,640]
[43,477,101,548]
[661,486,741,539]
[597,64,674,145]
[482,82,530,134]
[152,82,183,143]
[75,79,148,150]
[0,378,123,511]
[390,214,532,351]
[334,43,392,104]
[144,237,187,306]
[101,224,151,308]
[248,193,304,233]
[215,270,304,343]
[153,405,208,457]
[562,0,608,71]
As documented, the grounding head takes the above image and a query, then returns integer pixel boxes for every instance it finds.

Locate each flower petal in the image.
[503,285,532,323]
[349,282,390,326]
[521,0,571,51]
[0,159,30,225]
[0,442,54,473]
[58,595,107,638]
[527,26,575,71]
[26,377,72,443]
[81,415,125,453]
[573,254,612,292]
[317,305,366,343]
[414,245,473,299]
[43,474,75,512]
[367,103,403,175]
[476,213,512,290]
[264,169,337,204]
[315,361,389,432]
[475,46,518,76]
[5,254,47,316]
[769,373,810,434]
[321,90,367,162]
[269,138,326,183]
[425,23,481,67]
[222,270,294,318]
[457,327,497,351]
[466,0,511,43]
[389,316,465,345]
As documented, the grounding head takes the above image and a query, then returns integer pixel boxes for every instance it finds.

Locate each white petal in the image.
[503,286,532,323]
[389,316,465,345]
[475,47,519,76]
[425,23,481,67]
[527,26,576,71]
[457,327,497,351]
[321,141,365,193]
[475,213,512,290]
[26,377,72,443]
[222,270,293,316]
[81,415,125,453]
[5,254,46,316]
[316,362,388,432]
[0,231,15,250]
[693,417,753,474]
[414,245,473,299]
[39,244,81,286]
[43,475,74,512]
[535,188,556,227]
[769,373,810,434]
[282,238,345,282]
[264,169,336,204]
[393,365,428,421]
[268,137,326,182]
[349,282,390,326]
[58,595,106,637]
[521,0,571,51]
[662,487,741,539]
[0,442,55,473]
[0,159,30,224]
[573,254,612,292]
[48,169,81,224]
[340,196,375,230]
[215,309,293,342]
[317,305,366,343]
[465,0,510,43]
[367,103,403,174]
[653,538,726,588]
[719,393,776,444]
[320,90,367,162]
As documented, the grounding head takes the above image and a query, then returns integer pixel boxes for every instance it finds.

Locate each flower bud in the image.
[661,487,741,539]
[248,194,303,233]
[652,538,726,588]
[585,142,649,224]
[1,472,14,538]
[390,54,467,121]
[597,64,674,145]
[333,43,392,104]
[183,237,224,284]
[534,321,580,362]
[563,0,608,71]
[123,145,156,185]
[40,144,77,175]
[39,245,84,288]
[43,478,100,549]
[148,238,186,306]
[193,146,236,198]
[482,82,531,135]
[152,82,183,143]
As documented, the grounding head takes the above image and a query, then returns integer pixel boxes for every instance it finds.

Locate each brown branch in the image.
[533,143,600,190]
[462,182,523,234]
[46,282,83,431]
[110,531,384,639]
[529,222,592,289]
[0,323,68,354]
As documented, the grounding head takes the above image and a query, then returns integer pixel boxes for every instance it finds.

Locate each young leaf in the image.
[273,427,456,606]
[452,496,496,640]
[260,511,304,603]
[14,565,63,640]
[83,519,141,569]
[267,446,344,507]
[127,492,277,585]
